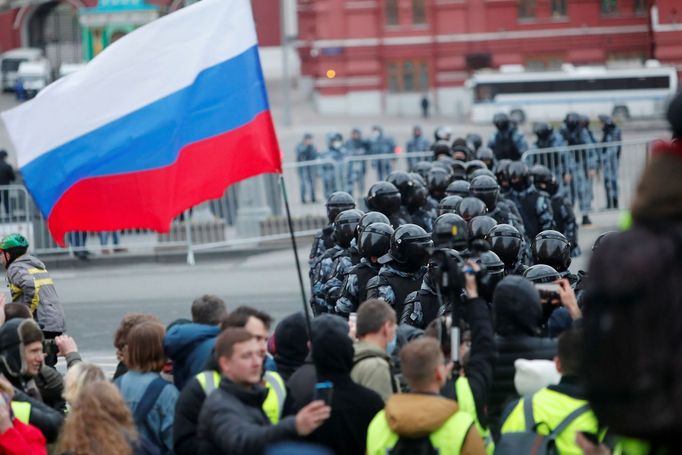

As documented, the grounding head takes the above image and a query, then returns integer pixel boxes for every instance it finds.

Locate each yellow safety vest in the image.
[454,377,494,454]
[11,401,31,424]
[195,370,286,425]
[500,387,603,455]
[366,408,474,455]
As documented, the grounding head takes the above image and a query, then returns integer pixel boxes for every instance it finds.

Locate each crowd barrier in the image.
[1,139,649,261]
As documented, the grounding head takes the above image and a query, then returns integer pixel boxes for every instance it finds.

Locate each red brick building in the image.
[297,0,682,116]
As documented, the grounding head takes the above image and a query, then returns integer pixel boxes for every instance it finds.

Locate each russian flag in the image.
[1,0,281,246]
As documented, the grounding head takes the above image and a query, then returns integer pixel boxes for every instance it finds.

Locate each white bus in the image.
[0,48,44,91]
[467,63,678,124]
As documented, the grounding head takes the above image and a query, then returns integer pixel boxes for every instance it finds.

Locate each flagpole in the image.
[278,174,313,338]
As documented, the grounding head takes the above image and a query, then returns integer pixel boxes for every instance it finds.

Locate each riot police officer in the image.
[365,181,407,228]
[466,133,483,153]
[369,126,396,181]
[366,224,432,318]
[488,224,526,275]
[488,112,528,161]
[321,132,347,198]
[406,125,431,169]
[532,122,571,194]
[437,196,463,216]
[470,175,525,236]
[344,128,370,198]
[446,180,470,198]
[508,161,555,240]
[598,115,622,209]
[295,133,318,203]
[476,147,495,171]
[532,230,578,285]
[560,112,597,225]
[310,191,355,266]
[432,213,468,252]
[457,197,487,223]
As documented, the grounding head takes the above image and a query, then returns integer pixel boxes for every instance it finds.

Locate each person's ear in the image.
[218,355,231,375]
[554,356,562,375]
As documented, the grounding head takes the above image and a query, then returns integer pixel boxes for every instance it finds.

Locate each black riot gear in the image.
[387,171,412,196]
[334,209,364,248]
[451,160,467,181]
[469,168,496,181]
[592,230,618,253]
[495,159,512,194]
[379,224,433,270]
[523,264,560,284]
[466,133,483,152]
[493,112,511,131]
[412,161,433,182]
[438,195,463,216]
[508,161,530,192]
[325,191,356,224]
[358,211,390,237]
[533,122,553,142]
[458,197,487,222]
[488,224,523,266]
[470,175,500,211]
[532,230,571,272]
[465,160,487,180]
[468,216,498,242]
[366,182,401,216]
[476,147,495,170]
[564,112,580,131]
[428,167,453,201]
[358,222,394,259]
[530,164,553,193]
[432,214,468,251]
[404,178,428,212]
[432,141,452,160]
[445,180,470,198]
[476,250,505,300]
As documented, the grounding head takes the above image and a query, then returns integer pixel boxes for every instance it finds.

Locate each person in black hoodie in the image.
[306,314,384,455]
[271,312,309,382]
[488,275,557,435]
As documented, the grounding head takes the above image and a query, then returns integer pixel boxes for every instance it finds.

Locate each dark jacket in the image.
[164,323,219,390]
[272,312,309,382]
[173,375,207,455]
[286,354,316,413]
[196,379,297,455]
[306,314,384,455]
[0,160,15,186]
[12,389,63,443]
[488,276,558,433]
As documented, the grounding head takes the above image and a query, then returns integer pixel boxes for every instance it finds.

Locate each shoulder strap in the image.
[547,403,591,440]
[523,394,535,431]
[134,377,169,426]
[353,351,398,394]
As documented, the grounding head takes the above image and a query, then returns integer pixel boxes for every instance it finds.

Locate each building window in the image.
[412,0,426,24]
[387,60,429,93]
[518,0,536,19]
[386,0,399,26]
[551,0,567,17]
[601,0,617,15]
[634,0,647,14]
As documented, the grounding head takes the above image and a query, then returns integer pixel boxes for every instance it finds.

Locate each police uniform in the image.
[344,136,369,197]
[550,193,581,258]
[336,258,382,316]
[510,186,555,241]
[295,141,318,203]
[560,127,597,215]
[488,128,528,161]
[366,264,426,320]
[601,124,622,209]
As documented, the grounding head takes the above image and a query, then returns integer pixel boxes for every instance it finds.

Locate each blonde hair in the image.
[58,381,137,455]
[63,362,106,405]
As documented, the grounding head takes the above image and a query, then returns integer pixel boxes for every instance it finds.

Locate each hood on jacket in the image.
[0,318,43,381]
[493,276,542,337]
[384,394,459,437]
[163,322,220,360]
[353,340,391,364]
[273,312,309,380]
[311,315,352,377]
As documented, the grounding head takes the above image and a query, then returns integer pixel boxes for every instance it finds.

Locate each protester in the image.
[196,328,331,453]
[62,362,106,408]
[271,312,309,382]
[164,295,227,389]
[350,299,398,401]
[116,321,178,454]
[113,313,162,380]
[366,337,486,454]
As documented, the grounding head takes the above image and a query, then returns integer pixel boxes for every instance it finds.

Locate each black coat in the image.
[196,379,297,455]
[286,354,316,413]
[0,161,15,186]
[173,376,206,455]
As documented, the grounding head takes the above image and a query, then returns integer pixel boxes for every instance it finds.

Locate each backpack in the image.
[115,376,168,455]
[494,394,590,455]
[353,351,398,394]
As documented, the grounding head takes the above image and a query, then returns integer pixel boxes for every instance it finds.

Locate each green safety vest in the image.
[11,401,31,424]
[195,370,286,424]
[500,387,603,455]
[366,407,474,455]
[454,377,494,454]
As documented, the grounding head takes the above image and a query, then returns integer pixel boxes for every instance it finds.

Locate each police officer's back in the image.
[309,192,355,267]
[508,162,554,240]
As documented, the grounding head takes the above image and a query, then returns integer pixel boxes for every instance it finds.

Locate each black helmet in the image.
[379,224,433,270]
[470,175,500,211]
[334,209,364,248]
[533,122,553,141]
[508,161,529,191]
[564,112,580,130]
[468,216,498,242]
[579,114,590,127]
[432,141,452,159]
[495,159,512,193]
[428,167,453,200]
[477,250,505,293]
[465,160,487,179]
[493,112,510,131]
[451,144,472,162]
[387,171,414,204]
[530,164,553,193]
[450,160,467,181]
[592,230,618,253]
[466,133,483,152]
[476,147,495,169]
[366,182,401,216]
[404,178,428,212]
[359,222,394,259]
[434,126,453,142]
[438,195,463,216]
[469,168,496,181]
[488,224,523,265]
[431,160,455,176]
[358,211,390,237]
[411,162,433,181]
[458,197,487,222]
[408,172,426,187]
[532,230,571,272]
[432,214,468,250]
[326,192,356,224]
[523,264,560,284]
[445,180,470,198]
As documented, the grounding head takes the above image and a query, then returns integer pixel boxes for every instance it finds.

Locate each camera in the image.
[43,339,58,356]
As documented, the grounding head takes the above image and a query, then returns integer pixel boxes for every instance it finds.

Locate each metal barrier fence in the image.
[3,139,650,261]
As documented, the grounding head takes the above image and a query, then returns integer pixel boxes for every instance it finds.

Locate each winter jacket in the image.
[272,312,309,382]
[367,393,486,455]
[196,378,298,455]
[35,352,81,412]
[351,340,396,402]
[286,354,316,413]
[164,323,219,390]
[117,371,178,454]
[307,315,385,455]
[11,389,63,444]
[0,418,46,455]
[7,255,64,332]
[173,375,207,455]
